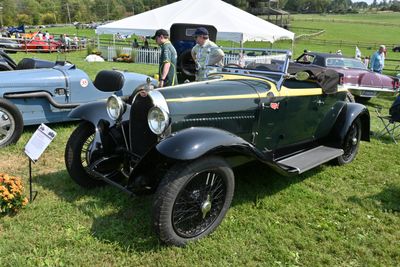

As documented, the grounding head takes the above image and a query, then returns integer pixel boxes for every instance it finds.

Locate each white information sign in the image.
[24,124,57,162]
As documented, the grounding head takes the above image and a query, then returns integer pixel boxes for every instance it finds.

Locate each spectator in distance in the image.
[370,45,386,73]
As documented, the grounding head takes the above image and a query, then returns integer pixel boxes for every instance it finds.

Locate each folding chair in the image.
[375,106,400,144]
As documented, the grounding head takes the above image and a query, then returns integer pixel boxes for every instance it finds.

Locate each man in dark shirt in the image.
[152,29,177,87]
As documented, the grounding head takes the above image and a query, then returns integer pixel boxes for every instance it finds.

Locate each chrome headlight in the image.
[148,106,169,135]
[106,95,126,121]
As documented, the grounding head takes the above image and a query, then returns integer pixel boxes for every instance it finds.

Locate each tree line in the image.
[0,0,399,27]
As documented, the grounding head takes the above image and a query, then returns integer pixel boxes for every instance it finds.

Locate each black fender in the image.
[156,127,266,161]
[329,102,370,146]
[68,100,130,125]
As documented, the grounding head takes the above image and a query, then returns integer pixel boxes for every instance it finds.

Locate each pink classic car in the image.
[289,52,399,102]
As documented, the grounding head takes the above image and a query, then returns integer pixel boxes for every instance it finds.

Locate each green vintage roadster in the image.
[64,49,370,246]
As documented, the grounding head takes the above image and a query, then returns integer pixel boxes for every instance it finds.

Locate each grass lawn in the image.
[1,15,400,266]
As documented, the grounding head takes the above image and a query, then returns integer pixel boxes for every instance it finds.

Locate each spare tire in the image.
[178,49,196,77]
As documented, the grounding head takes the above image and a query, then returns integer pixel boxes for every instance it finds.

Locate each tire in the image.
[65,121,122,188]
[0,98,23,148]
[345,92,355,103]
[335,118,361,165]
[152,156,235,246]
[0,63,14,71]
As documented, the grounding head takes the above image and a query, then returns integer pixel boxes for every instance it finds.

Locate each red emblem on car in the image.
[270,102,280,110]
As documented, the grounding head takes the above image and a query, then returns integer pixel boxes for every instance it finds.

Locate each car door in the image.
[256,79,335,151]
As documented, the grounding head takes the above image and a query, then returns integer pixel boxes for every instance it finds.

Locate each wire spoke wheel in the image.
[172,171,227,238]
[153,156,235,246]
[342,123,358,161]
[336,118,361,165]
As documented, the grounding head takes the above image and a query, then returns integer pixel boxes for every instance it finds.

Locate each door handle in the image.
[313,99,324,106]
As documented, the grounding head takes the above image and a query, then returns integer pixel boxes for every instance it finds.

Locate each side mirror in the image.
[295,71,310,81]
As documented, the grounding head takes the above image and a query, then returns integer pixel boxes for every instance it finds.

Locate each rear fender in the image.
[329,102,370,146]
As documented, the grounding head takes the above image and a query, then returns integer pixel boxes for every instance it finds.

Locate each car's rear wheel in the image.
[0,98,23,148]
[65,121,122,188]
[153,156,235,246]
[335,118,361,165]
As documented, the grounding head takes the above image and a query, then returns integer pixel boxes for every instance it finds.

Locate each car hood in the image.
[155,78,266,140]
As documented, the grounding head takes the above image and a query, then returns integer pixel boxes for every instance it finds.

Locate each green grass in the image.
[291,12,400,25]
[10,51,158,80]
[1,15,400,266]
[0,96,399,266]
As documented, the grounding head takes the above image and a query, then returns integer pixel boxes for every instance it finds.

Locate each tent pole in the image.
[291,38,295,57]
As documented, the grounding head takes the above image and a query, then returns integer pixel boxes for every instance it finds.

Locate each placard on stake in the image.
[24,123,57,202]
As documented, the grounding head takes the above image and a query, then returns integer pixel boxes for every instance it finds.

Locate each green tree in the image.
[0,0,17,25]
[41,13,56,24]
[16,13,32,25]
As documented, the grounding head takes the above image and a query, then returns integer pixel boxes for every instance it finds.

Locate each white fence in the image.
[104,46,287,66]
[104,46,161,64]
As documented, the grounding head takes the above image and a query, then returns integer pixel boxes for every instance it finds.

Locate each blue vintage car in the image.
[0,62,156,147]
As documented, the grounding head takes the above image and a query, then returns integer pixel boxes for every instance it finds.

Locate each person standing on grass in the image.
[152,29,177,88]
[191,27,225,81]
[370,45,386,73]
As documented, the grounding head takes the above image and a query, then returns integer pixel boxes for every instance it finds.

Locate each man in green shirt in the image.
[152,29,178,87]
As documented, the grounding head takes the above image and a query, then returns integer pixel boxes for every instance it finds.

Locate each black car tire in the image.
[0,63,14,71]
[0,98,23,148]
[345,92,355,103]
[65,121,125,188]
[335,118,361,165]
[152,156,235,246]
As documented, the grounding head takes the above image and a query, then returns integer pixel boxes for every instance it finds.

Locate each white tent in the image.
[96,0,294,43]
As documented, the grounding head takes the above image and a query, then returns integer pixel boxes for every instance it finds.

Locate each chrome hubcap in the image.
[0,108,15,146]
[201,195,212,219]
[352,137,357,145]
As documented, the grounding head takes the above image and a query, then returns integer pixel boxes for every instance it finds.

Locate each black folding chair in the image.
[375,106,400,144]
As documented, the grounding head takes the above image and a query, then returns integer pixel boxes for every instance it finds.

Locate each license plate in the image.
[361,90,377,97]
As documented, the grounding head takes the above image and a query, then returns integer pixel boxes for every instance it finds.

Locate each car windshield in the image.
[207,48,290,81]
[326,58,367,70]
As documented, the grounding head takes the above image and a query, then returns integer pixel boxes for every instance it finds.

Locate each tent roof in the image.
[96,0,294,43]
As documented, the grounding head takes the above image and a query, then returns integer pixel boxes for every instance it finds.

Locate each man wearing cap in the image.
[191,27,225,81]
[152,29,177,87]
[370,45,386,73]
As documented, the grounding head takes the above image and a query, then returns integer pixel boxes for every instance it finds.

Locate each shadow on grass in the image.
[35,170,160,252]
[348,184,400,213]
[35,162,322,251]
[232,161,321,206]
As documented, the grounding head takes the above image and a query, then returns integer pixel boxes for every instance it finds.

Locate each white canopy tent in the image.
[96,0,294,43]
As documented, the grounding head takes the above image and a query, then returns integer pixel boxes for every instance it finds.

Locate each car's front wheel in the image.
[152,156,235,246]
[65,121,122,188]
[0,98,23,148]
[335,118,361,165]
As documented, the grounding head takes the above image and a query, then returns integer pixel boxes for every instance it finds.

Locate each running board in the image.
[276,146,344,174]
